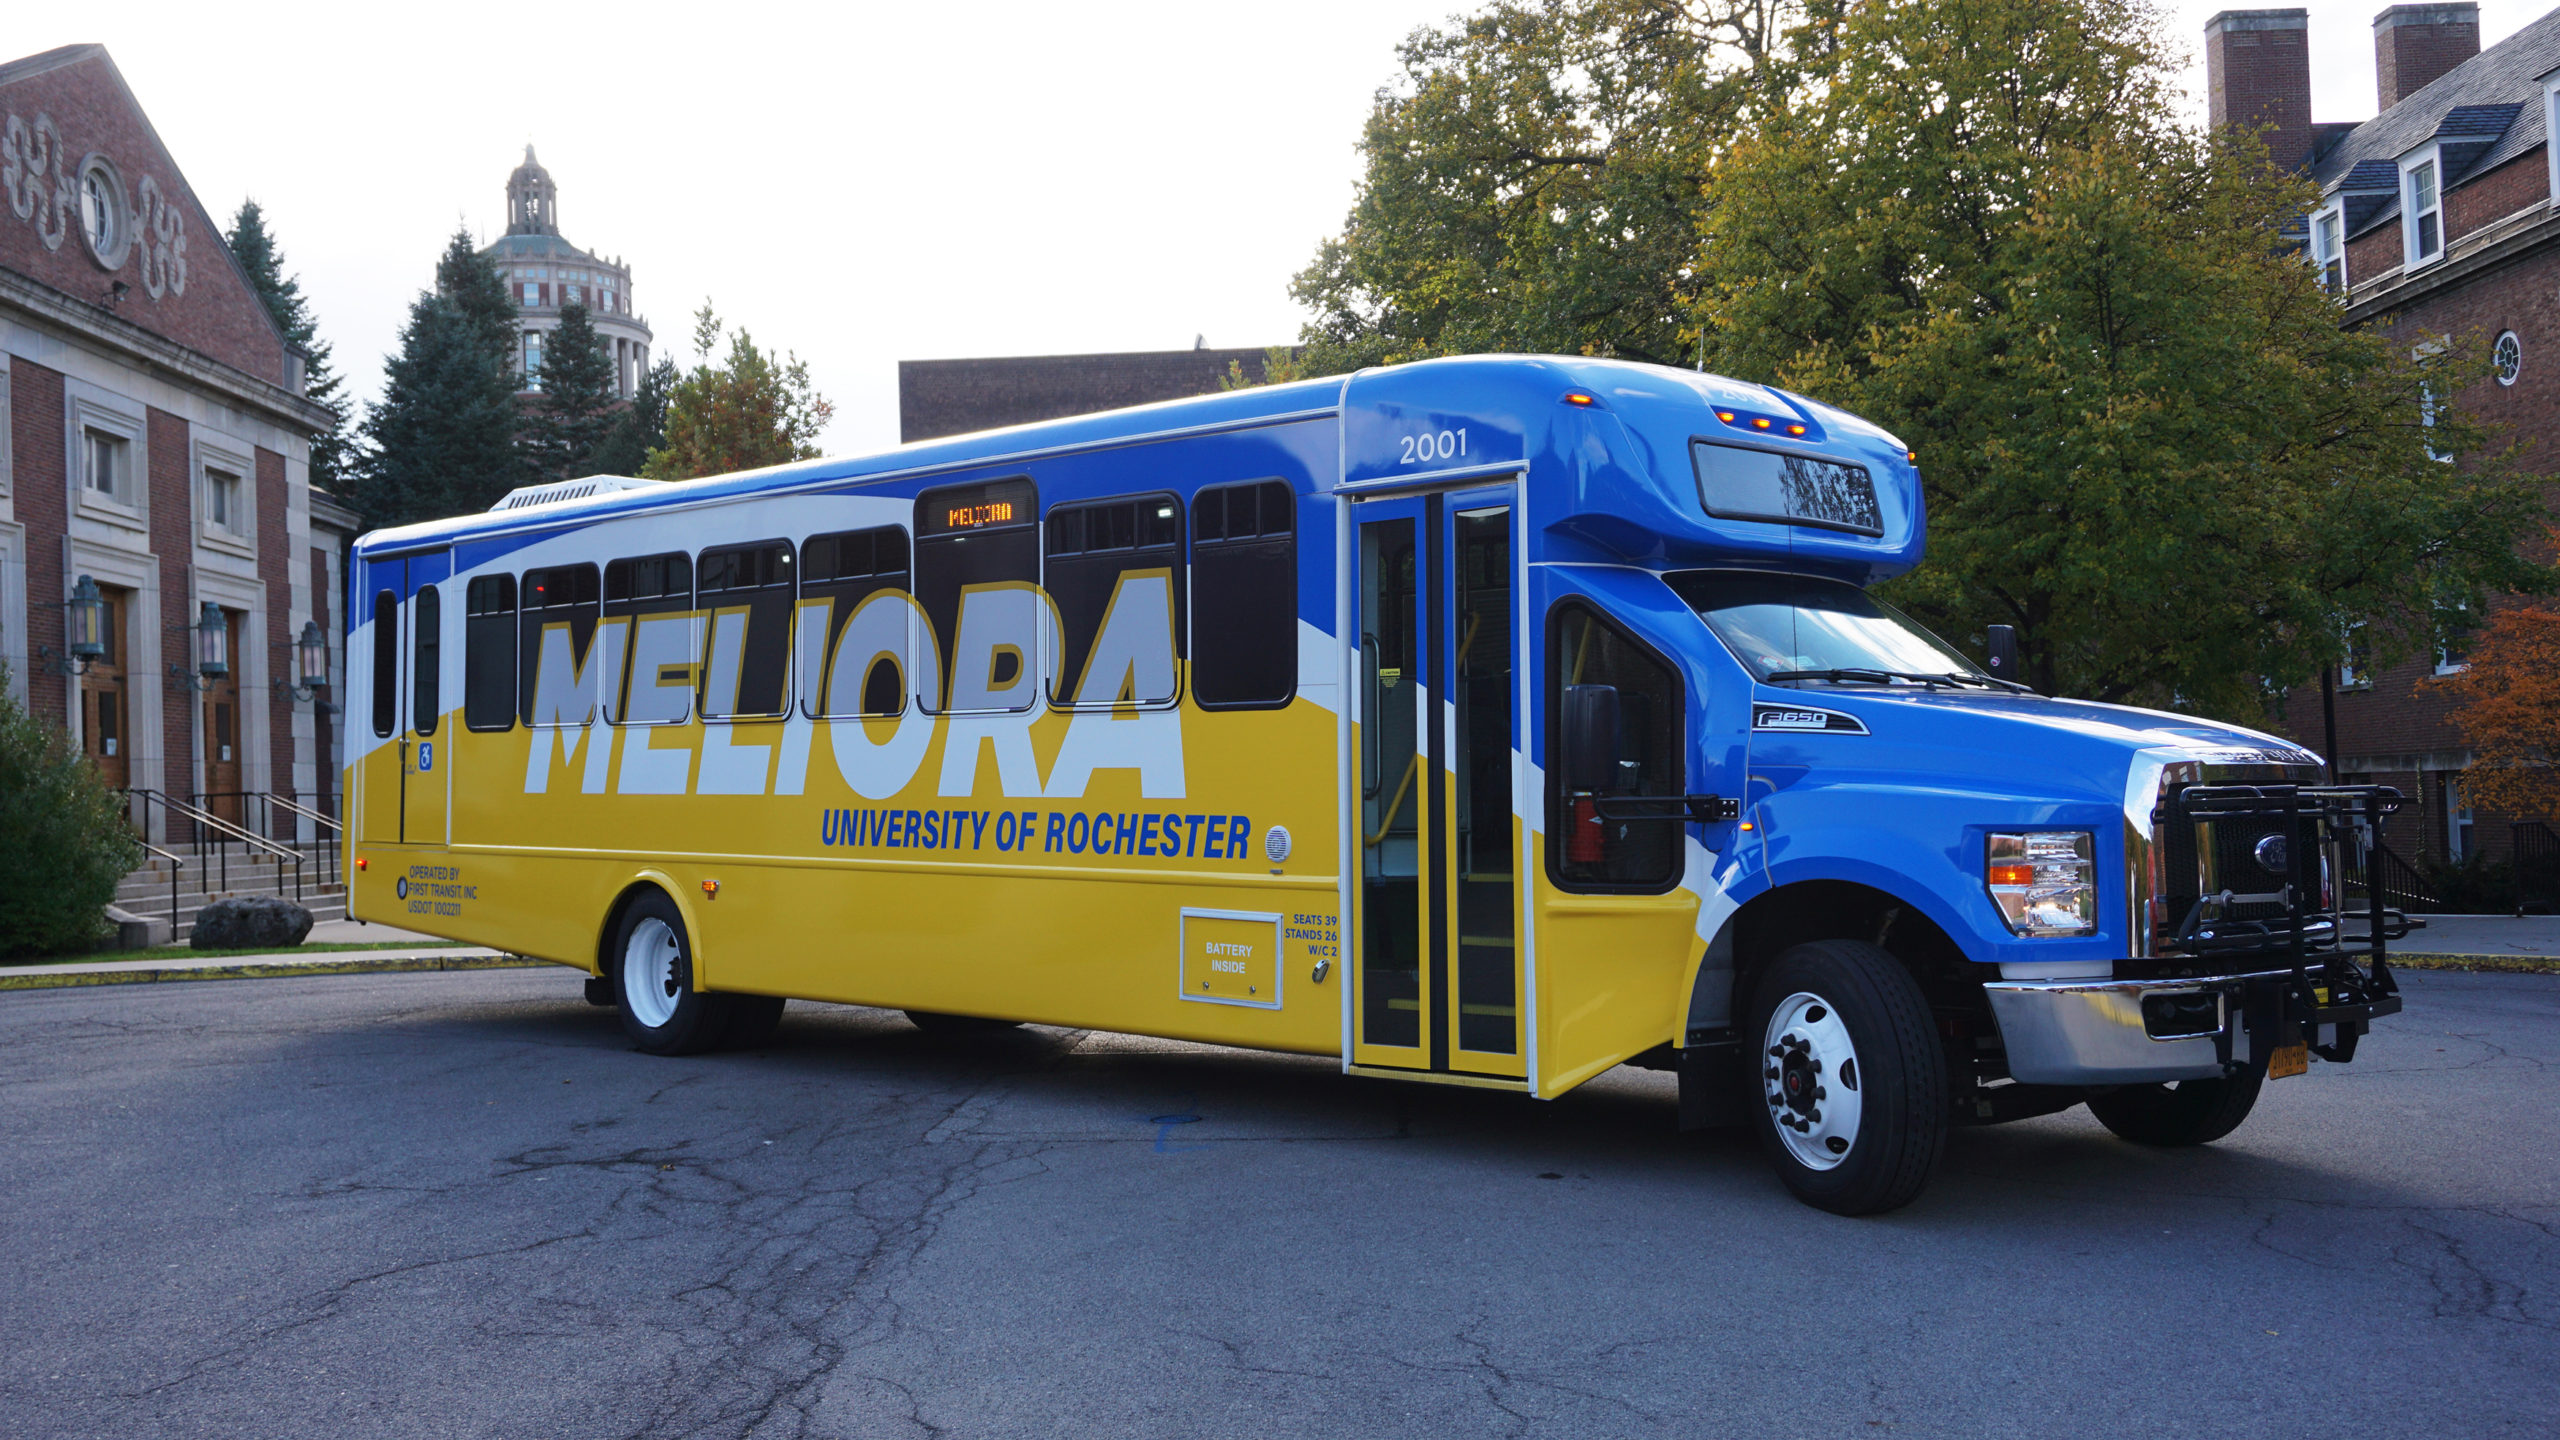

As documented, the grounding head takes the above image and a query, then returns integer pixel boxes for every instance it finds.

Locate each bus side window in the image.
[518,564,600,727]
[696,540,794,720]
[1046,493,1182,709]
[603,552,695,726]
[1191,479,1297,709]
[370,589,398,739]
[914,477,1040,714]
[802,525,912,717]
[463,574,518,732]
[1547,602,1682,892]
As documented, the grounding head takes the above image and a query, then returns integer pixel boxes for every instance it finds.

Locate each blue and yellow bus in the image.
[348,355,2406,1214]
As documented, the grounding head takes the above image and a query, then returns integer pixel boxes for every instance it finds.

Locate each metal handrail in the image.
[122,789,304,903]
[264,792,343,887]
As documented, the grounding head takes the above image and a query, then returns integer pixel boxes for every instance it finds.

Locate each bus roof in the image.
[353,355,1917,577]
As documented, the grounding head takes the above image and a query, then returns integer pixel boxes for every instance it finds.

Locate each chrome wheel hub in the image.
[1763,991,1864,1171]
[623,917,682,1029]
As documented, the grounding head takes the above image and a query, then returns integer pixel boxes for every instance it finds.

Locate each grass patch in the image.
[2390,953,2560,975]
[4,939,478,969]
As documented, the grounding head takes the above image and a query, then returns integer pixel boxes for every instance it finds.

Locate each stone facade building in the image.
[479,147,651,398]
[1,43,345,838]
[2209,4,2560,868]
[900,345,1288,442]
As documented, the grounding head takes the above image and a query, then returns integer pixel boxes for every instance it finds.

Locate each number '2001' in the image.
[1398,428,1468,465]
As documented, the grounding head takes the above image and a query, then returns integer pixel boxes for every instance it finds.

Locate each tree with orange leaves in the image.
[2436,603,2560,822]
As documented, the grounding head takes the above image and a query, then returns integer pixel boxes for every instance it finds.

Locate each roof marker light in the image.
[1563,392,1596,407]
[1716,411,1736,423]
[1752,417,1772,429]
[1786,423,1807,436]
[1907,450,1919,463]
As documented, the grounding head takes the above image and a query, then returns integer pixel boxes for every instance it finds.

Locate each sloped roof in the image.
[2312,7,2560,202]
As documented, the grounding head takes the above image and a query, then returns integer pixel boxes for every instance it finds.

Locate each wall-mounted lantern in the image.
[36,575,109,675]
[168,602,229,693]
[276,620,333,712]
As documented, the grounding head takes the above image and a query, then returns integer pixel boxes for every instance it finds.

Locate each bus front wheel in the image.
[1745,940,1948,1216]
[612,891,738,1056]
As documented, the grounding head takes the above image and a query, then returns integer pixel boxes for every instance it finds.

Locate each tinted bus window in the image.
[518,564,600,727]
[1548,602,1681,891]
[411,585,442,737]
[803,526,912,717]
[915,477,1039,713]
[1191,479,1296,709]
[604,552,694,726]
[1046,493,1181,708]
[697,540,794,720]
[370,589,397,738]
[463,575,517,732]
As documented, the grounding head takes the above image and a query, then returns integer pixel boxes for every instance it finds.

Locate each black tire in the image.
[609,890,733,1056]
[721,995,787,1050]
[2087,1059,2267,1146]
[903,1010,1022,1037]
[1746,940,1947,1216]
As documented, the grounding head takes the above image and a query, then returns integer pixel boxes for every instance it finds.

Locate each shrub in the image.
[2422,853,2519,916]
[0,669,143,956]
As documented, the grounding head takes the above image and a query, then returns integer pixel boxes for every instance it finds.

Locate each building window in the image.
[2313,208,2346,294]
[205,468,241,533]
[2435,601,2473,675]
[2495,330,2522,386]
[2338,620,2372,689]
[2446,775,2475,861]
[2406,156,2441,264]
[76,157,130,269]
[523,332,545,390]
[566,285,582,306]
[83,427,129,501]
[522,283,537,307]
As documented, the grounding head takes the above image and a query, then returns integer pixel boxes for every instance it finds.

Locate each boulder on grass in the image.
[190,895,313,950]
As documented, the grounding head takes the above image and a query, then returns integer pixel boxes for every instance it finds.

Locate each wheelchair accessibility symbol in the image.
[396,877,409,899]
[417,742,434,772]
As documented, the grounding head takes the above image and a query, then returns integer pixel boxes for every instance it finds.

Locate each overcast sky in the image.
[13,1,2548,458]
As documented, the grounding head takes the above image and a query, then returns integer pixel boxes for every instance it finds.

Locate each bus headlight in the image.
[1986,831,2098,937]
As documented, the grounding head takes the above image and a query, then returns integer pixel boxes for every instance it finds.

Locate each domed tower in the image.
[478,146,654,400]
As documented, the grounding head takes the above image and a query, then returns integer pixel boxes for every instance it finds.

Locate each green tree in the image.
[351,228,523,527]
[522,301,618,483]
[1290,0,1819,375]
[593,354,676,476]
[0,668,143,956]
[225,200,352,497]
[641,303,833,480]
[1693,0,2548,716]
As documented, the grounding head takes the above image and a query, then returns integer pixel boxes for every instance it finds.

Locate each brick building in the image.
[1,44,343,840]
[2207,4,2560,868]
[900,344,1288,442]
[480,147,651,399]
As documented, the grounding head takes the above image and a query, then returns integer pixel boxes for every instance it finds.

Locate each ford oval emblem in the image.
[2253,833,2289,875]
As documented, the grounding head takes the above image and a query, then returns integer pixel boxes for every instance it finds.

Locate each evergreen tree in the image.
[225,200,352,497]
[351,228,522,527]
[593,354,675,476]
[522,302,618,482]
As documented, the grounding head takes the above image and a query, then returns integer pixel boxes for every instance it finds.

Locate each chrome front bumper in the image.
[1983,973,2272,1085]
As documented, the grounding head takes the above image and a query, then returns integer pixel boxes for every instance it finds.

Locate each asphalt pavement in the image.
[0,966,2551,1439]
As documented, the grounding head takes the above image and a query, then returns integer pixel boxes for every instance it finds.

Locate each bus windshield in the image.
[1669,571,1984,687]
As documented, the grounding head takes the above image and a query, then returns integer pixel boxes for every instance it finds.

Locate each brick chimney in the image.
[2206,10,2314,170]
[2375,4,2481,112]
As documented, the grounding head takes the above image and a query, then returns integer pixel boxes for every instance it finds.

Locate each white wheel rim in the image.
[623,917,682,1029]
[1763,991,1865,1171]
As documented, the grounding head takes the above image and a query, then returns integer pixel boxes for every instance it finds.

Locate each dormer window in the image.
[2312,207,2347,294]
[2405,156,2442,264]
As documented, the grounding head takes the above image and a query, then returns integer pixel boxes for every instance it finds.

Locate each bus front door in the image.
[1349,486,1527,1080]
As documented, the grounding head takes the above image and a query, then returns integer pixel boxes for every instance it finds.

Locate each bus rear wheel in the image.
[612,891,737,1056]
[1745,940,1947,1216]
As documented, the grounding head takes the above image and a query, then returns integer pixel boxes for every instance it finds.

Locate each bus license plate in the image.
[2269,1043,2308,1079]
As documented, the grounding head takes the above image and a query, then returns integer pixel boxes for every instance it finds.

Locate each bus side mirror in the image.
[1559,685,1622,795]
[1985,624,2019,683]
